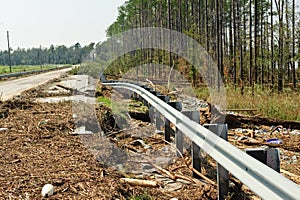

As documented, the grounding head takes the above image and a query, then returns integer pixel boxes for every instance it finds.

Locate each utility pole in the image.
[7,31,12,73]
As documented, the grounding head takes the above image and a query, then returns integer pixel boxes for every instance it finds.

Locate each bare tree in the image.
[271,0,275,87]
[292,0,296,88]
[249,0,254,94]
[274,0,284,92]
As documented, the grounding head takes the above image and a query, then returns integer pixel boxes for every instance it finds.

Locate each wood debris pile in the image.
[0,95,221,199]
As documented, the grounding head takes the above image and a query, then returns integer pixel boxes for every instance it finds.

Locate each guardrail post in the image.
[128,90,132,99]
[266,148,280,172]
[148,91,160,124]
[143,87,152,106]
[139,85,146,104]
[118,88,130,99]
[156,95,170,130]
[204,124,229,200]
[164,102,182,142]
[181,111,201,177]
[192,142,201,177]
[132,92,138,100]
[245,148,280,173]
[149,91,160,96]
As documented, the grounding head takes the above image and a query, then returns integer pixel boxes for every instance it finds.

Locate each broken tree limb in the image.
[270,125,284,135]
[162,139,216,186]
[56,84,74,91]
[120,178,158,187]
[189,166,216,186]
[148,162,176,180]
[225,114,300,129]
[56,84,94,97]
[148,162,205,186]
[146,79,155,87]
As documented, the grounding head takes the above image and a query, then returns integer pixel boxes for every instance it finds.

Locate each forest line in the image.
[104,0,300,93]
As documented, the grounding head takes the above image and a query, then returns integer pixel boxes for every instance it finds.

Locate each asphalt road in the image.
[0,67,71,100]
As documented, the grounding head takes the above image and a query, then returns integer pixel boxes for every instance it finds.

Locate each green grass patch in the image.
[98,96,128,119]
[98,96,149,113]
[97,96,112,107]
[97,96,149,123]
[67,66,81,75]
[195,85,300,121]
[129,192,151,200]
[129,100,148,113]
[0,65,60,74]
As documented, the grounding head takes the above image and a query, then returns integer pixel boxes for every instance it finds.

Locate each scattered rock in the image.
[164,182,182,192]
[291,130,300,135]
[237,136,248,141]
[71,126,94,135]
[292,155,297,162]
[0,128,9,132]
[155,130,164,135]
[131,139,151,149]
[41,184,54,197]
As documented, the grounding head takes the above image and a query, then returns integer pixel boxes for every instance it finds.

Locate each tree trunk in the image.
[254,0,259,84]
[271,0,275,88]
[274,0,284,92]
[168,0,172,69]
[219,0,224,84]
[261,2,264,90]
[238,0,244,95]
[286,0,291,84]
[249,0,254,94]
[292,0,296,88]
[232,0,237,89]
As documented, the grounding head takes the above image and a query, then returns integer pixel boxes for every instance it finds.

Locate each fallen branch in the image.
[146,79,155,87]
[120,178,158,187]
[189,166,216,186]
[149,162,176,180]
[149,161,205,186]
[270,125,284,135]
[170,165,187,172]
[56,84,93,97]
[56,84,74,91]
[226,114,300,130]
[162,139,216,185]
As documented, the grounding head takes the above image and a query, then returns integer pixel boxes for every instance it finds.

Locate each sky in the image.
[0,0,299,51]
[0,0,126,50]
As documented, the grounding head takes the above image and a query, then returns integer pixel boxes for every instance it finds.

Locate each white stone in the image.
[41,184,54,197]
[0,128,9,132]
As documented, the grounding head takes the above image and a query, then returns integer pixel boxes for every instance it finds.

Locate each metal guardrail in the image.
[102,81,300,200]
[0,66,70,79]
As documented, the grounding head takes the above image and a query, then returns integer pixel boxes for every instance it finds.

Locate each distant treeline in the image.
[0,42,95,66]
